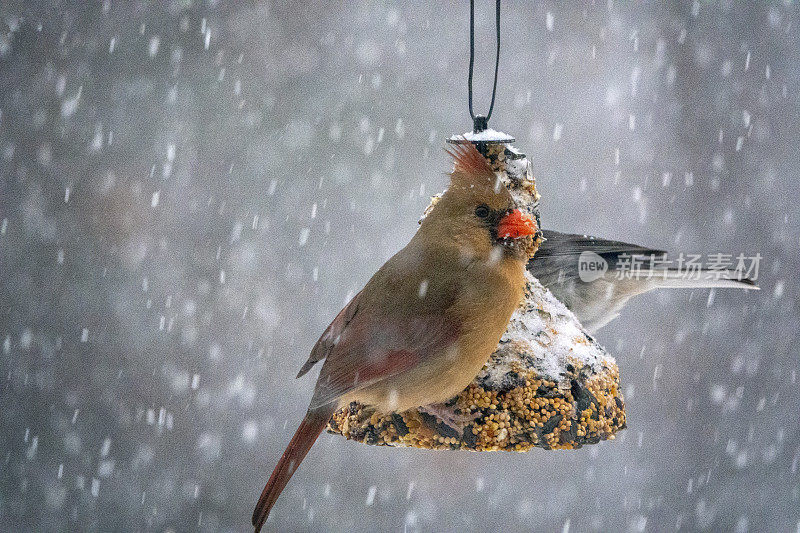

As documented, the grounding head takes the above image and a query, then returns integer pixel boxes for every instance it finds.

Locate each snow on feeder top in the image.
[327,140,626,451]
[447,116,516,145]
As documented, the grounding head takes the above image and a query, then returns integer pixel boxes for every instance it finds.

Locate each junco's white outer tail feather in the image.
[648,269,757,290]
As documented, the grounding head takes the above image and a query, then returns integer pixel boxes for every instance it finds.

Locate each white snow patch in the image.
[481,274,613,384]
[148,36,160,56]
[449,128,515,143]
[365,485,377,506]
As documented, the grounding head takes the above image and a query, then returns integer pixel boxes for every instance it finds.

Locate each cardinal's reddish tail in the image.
[252,406,334,532]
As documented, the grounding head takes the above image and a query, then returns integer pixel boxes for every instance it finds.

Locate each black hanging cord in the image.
[468,0,501,132]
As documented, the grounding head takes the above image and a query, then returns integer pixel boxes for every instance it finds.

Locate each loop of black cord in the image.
[468,0,501,123]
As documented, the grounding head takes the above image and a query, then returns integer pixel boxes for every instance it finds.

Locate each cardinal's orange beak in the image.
[497,209,536,239]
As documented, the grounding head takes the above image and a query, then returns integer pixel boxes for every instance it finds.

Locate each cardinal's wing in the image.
[304,300,460,410]
[296,290,363,379]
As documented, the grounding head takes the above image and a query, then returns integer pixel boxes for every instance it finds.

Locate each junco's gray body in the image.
[529,230,757,332]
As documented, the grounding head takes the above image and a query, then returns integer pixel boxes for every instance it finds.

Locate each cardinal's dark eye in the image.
[475,205,490,219]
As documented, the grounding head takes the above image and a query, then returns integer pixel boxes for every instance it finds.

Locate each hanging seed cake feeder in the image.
[327,123,626,451]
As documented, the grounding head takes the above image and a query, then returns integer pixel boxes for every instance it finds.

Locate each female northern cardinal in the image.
[252,142,538,531]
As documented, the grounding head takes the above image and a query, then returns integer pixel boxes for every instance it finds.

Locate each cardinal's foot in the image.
[419,403,480,437]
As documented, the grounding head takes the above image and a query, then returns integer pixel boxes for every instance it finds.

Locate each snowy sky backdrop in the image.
[1,1,798,531]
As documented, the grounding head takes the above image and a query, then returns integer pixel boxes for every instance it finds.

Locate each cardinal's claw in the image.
[419,403,480,436]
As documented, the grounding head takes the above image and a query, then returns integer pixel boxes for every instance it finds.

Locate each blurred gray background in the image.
[1,1,798,531]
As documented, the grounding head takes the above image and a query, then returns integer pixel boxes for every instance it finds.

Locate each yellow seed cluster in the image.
[327,354,626,452]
